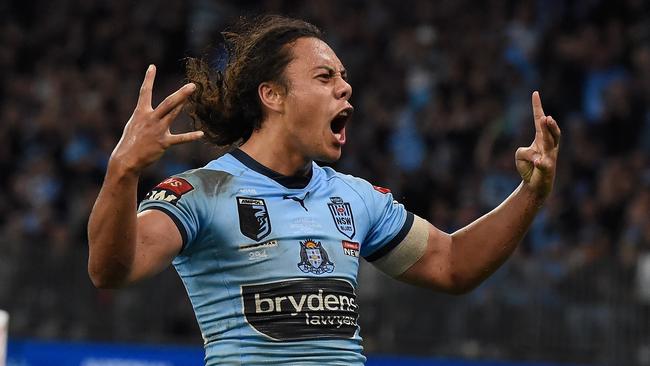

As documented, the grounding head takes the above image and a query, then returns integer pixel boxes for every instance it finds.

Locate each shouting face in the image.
[277,37,354,163]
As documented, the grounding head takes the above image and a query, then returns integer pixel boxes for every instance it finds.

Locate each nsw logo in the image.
[328,197,356,239]
[237,197,272,241]
[298,240,334,275]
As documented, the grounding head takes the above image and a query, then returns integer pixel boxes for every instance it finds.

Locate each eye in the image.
[317,74,331,82]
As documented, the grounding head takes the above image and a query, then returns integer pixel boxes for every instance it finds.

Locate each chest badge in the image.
[236,197,272,241]
[328,197,356,239]
[298,240,335,275]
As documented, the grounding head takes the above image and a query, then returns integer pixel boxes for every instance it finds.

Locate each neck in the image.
[239,128,311,177]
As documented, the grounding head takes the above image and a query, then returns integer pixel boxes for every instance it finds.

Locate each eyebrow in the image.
[313,65,347,79]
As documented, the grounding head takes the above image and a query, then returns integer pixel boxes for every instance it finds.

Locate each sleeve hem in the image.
[140,206,189,253]
[364,211,414,262]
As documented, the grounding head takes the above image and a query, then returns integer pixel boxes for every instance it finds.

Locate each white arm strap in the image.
[372,214,429,277]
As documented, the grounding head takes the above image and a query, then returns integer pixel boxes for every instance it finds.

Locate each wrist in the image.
[107,155,141,181]
[519,181,549,207]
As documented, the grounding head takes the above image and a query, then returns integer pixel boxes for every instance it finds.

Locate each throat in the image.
[232,148,314,189]
[239,136,313,177]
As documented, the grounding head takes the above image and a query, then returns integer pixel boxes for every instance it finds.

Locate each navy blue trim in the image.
[365,211,415,262]
[141,206,188,253]
[230,148,312,189]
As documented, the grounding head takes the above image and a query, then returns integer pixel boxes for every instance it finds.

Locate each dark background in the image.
[1,0,649,364]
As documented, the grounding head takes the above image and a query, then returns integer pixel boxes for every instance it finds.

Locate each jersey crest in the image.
[328,197,356,239]
[298,240,334,275]
[237,197,272,241]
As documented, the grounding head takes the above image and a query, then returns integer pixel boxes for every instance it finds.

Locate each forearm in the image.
[449,182,544,290]
[87,158,140,288]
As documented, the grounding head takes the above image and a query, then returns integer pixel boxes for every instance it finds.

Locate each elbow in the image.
[442,272,481,296]
[89,273,126,289]
[409,270,478,295]
[88,261,128,289]
[89,276,117,290]
[88,269,121,289]
[444,283,477,296]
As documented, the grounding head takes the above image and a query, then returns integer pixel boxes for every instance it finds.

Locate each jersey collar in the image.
[230,148,313,189]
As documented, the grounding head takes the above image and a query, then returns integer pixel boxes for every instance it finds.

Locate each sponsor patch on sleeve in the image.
[372,185,391,194]
[342,240,360,258]
[144,177,194,205]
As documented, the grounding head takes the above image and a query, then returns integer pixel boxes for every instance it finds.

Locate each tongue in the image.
[334,127,346,144]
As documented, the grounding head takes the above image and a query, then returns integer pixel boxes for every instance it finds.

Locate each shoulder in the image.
[319,166,387,197]
[144,167,234,204]
[320,166,368,188]
[173,152,242,189]
[177,168,234,188]
[166,166,234,188]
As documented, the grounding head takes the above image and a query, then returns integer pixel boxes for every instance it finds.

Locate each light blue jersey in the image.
[139,149,413,365]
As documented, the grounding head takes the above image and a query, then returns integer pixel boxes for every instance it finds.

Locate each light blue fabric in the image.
[138,150,412,365]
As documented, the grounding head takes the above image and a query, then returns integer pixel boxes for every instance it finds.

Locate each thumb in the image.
[167,130,205,146]
[515,146,540,183]
[516,146,541,164]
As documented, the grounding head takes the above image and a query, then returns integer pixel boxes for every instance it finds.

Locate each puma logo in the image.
[283,191,310,211]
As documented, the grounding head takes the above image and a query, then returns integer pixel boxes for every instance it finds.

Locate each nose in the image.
[335,77,352,100]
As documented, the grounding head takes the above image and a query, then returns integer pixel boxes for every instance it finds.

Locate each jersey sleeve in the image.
[356,182,414,262]
[138,174,203,253]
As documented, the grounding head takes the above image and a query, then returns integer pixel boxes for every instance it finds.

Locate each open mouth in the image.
[330,107,354,135]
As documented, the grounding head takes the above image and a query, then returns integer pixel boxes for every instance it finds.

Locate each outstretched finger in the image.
[531,91,545,131]
[154,83,196,119]
[137,65,156,110]
[546,116,561,148]
[166,130,205,146]
[539,116,557,152]
[161,100,186,127]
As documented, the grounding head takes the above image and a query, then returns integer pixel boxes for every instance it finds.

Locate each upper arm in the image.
[346,177,460,293]
[124,209,184,284]
[366,212,458,293]
[396,220,460,293]
[129,174,203,284]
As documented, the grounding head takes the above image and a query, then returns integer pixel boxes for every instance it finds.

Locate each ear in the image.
[258,82,285,114]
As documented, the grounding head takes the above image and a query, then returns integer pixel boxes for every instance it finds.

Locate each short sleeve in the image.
[358,183,414,262]
[138,175,202,253]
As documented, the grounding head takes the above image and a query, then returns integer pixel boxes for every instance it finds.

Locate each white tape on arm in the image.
[373,215,429,277]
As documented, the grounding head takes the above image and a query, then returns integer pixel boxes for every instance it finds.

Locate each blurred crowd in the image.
[1,0,649,364]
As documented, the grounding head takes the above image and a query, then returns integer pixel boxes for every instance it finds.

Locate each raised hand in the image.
[515,91,561,199]
[110,65,204,174]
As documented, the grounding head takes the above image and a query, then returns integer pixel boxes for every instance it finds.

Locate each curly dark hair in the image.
[185,15,323,146]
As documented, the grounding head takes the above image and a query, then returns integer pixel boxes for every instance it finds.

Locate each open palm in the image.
[110,65,204,174]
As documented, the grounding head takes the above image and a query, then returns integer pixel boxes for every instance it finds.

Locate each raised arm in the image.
[87,65,203,289]
[399,91,561,294]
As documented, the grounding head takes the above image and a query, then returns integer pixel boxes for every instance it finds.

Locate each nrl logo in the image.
[328,197,356,239]
[237,197,272,241]
[297,240,334,275]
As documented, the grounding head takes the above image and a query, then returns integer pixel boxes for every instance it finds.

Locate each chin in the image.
[314,148,342,163]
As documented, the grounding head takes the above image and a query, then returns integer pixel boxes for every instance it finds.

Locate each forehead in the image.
[286,37,344,72]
